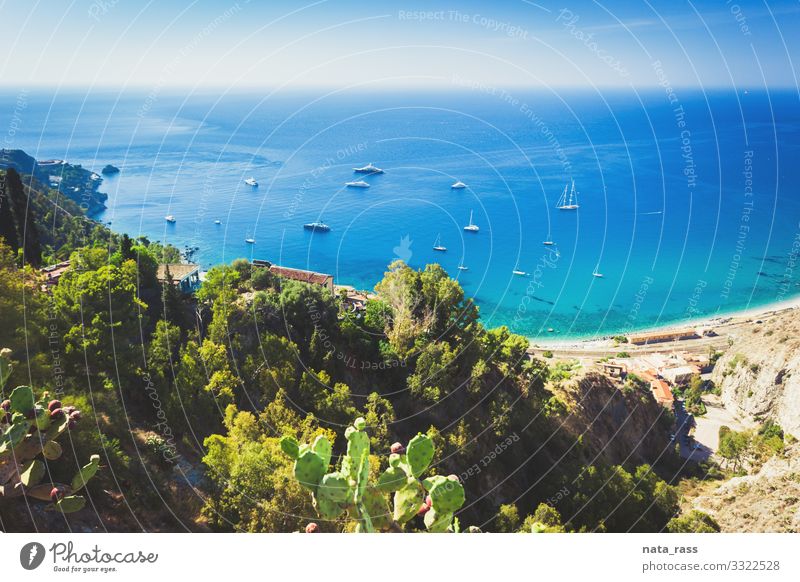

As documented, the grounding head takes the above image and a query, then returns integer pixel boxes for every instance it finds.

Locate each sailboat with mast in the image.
[463,210,479,232]
[432,234,447,252]
[557,180,580,210]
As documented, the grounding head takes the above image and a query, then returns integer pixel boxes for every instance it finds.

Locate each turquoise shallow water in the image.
[2,88,799,339]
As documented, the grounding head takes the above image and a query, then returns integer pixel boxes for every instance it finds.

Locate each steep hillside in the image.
[558,372,674,467]
[0,148,108,214]
[711,307,800,438]
[689,443,800,532]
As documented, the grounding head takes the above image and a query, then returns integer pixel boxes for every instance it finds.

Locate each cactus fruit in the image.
[305,522,319,533]
[390,442,405,454]
[353,417,367,431]
[50,486,65,502]
[47,400,62,412]
[406,433,434,478]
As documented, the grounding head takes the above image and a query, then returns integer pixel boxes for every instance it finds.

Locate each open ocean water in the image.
[2,87,799,339]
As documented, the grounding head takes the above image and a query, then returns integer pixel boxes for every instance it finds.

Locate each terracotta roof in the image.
[650,379,674,405]
[157,263,199,283]
[269,265,332,286]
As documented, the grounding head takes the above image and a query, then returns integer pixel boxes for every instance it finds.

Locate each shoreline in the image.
[528,294,800,350]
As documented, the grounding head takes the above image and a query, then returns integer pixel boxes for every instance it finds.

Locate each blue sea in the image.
[2,87,799,339]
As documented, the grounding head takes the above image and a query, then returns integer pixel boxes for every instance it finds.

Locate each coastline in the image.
[528,294,800,350]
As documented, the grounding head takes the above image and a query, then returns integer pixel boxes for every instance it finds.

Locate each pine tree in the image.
[0,174,19,252]
[5,168,41,267]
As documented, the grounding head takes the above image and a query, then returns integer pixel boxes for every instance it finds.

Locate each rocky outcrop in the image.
[559,372,672,467]
[711,309,800,438]
[690,444,800,532]
[0,148,107,214]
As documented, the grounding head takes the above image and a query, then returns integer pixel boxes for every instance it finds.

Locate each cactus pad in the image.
[279,435,300,459]
[318,472,349,504]
[54,495,86,513]
[314,492,344,520]
[375,465,408,493]
[9,386,34,414]
[362,486,390,530]
[312,434,332,469]
[393,479,423,524]
[20,459,45,487]
[294,450,326,491]
[406,433,434,477]
[423,507,453,532]
[71,455,100,493]
[428,477,465,514]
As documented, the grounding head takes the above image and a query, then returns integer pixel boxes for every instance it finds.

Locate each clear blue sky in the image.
[0,0,798,89]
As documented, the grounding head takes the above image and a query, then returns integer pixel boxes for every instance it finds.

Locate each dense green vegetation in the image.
[0,167,701,533]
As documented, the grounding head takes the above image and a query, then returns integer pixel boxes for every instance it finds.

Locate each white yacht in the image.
[592,265,604,278]
[512,269,527,276]
[353,163,384,175]
[432,234,447,252]
[245,238,255,244]
[457,265,468,271]
[214,220,222,225]
[463,210,479,233]
[345,180,370,188]
[451,181,467,189]
[165,215,176,223]
[557,180,579,210]
[245,177,258,187]
[304,221,331,232]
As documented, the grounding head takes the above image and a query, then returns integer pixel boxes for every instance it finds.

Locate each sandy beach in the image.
[528,295,800,355]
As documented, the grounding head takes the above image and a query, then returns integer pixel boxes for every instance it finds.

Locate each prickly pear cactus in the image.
[0,349,100,514]
[281,419,468,532]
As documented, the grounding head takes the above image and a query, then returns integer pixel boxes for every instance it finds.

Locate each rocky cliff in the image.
[711,308,800,438]
[0,148,108,214]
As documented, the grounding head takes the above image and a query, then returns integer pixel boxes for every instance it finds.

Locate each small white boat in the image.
[214,220,222,225]
[451,181,467,189]
[245,177,258,187]
[557,180,579,210]
[512,269,527,276]
[543,240,554,246]
[457,265,468,271]
[304,222,331,232]
[345,180,370,188]
[592,265,604,278]
[165,215,176,223]
[245,238,255,244]
[463,210,479,233]
[432,234,447,252]
[353,163,384,174]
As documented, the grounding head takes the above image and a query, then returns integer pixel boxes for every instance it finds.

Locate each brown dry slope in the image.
[688,309,800,531]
